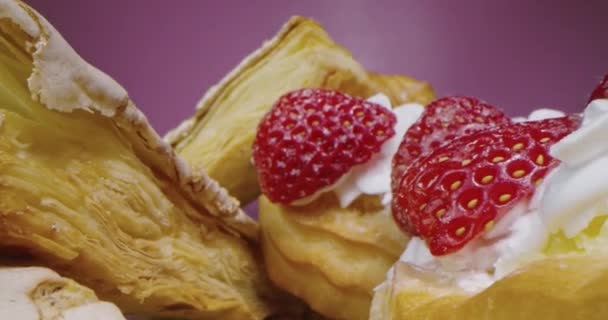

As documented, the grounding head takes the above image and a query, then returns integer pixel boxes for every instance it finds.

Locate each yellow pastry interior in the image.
[0,5,295,319]
[371,186,608,319]
[260,194,408,320]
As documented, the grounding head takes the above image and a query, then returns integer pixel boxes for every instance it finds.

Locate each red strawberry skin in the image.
[393,115,581,255]
[589,73,608,102]
[392,96,510,193]
[253,88,397,204]
[391,96,511,233]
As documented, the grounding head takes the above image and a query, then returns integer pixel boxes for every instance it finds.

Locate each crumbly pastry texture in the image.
[166,16,434,205]
[259,194,409,320]
[0,1,297,318]
[371,255,608,320]
[163,18,433,318]
[0,267,126,320]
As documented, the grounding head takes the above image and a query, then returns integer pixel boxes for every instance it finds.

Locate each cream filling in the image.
[294,101,569,209]
[291,93,424,207]
[292,96,607,293]
[0,267,126,320]
[541,99,608,235]
[399,201,547,293]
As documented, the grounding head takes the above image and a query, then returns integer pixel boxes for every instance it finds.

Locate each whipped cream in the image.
[291,97,568,210]
[397,107,573,292]
[512,108,565,122]
[293,93,424,208]
[400,201,547,292]
[542,99,608,236]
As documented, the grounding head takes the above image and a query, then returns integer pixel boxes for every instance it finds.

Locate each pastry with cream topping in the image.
[371,73,608,320]
[255,89,432,320]
[253,74,608,319]
[165,17,433,320]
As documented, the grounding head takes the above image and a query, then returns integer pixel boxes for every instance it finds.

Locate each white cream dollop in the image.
[333,94,424,207]
[541,99,608,237]
[513,108,565,122]
[399,201,547,292]
[293,93,424,208]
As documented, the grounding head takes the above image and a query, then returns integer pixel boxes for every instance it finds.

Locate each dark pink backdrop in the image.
[25,1,608,135]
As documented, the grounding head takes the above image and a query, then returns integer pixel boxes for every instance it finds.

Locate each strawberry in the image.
[392,96,510,193]
[253,88,397,204]
[589,73,608,102]
[391,96,511,232]
[392,115,581,255]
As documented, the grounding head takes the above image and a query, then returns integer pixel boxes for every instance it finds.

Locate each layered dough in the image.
[0,267,125,320]
[164,17,433,318]
[0,1,298,319]
[371,254,608,320]
[166,16,434,205]
[259,194,408,320]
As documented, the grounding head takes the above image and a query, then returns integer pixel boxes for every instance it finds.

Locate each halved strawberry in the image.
[392,96,510,193]
[391,96,511,232]
[392,115,581,255]
[253,88,397,204]
[589,73,608,102]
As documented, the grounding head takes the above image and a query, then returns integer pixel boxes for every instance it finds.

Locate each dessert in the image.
[370,74,608,319]
[166,16,434,205]
[2,0,599,318]
[0,1,297,319]
[253,76,607,319]
[254,89,432,320]
[166,18,432,319]
[0,267,126,320]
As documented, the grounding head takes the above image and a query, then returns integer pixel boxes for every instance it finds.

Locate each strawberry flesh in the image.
[393,115,581,255]
[253,88,396,204]
[392,96,510,193]
[589,73,608,102]
[391,96,511,233]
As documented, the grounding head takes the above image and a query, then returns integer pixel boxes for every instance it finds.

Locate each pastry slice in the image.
[0,266,126,320]
[370,79,608,319]
[166,16,434,205]
[0,1,296,319]
[252,89,434,320]
[259,195,406,320]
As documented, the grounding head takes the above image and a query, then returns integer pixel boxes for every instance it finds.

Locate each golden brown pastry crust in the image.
[367,72,436,106]
[259,194,408,320]
[0,0,254,238]
[165,16,434,205]
[252,63,433,318]
[371,255,608,320]
[0,1,295,318]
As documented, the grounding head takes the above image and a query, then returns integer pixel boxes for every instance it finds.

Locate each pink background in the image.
[26,0,608,135]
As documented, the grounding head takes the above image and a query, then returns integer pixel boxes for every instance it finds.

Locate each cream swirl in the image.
[292,93,424,207]
[541,99,608,236]
[333,94,424,207]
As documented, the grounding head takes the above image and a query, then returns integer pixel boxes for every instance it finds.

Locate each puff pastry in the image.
[257,99,427,320]
[0,266,126,320]
[370,254,608,320]
[258,75,433,320]
[166,16,434,205]
[259,194,406,320]
[368,97,608,319]
[0,1,296,318]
